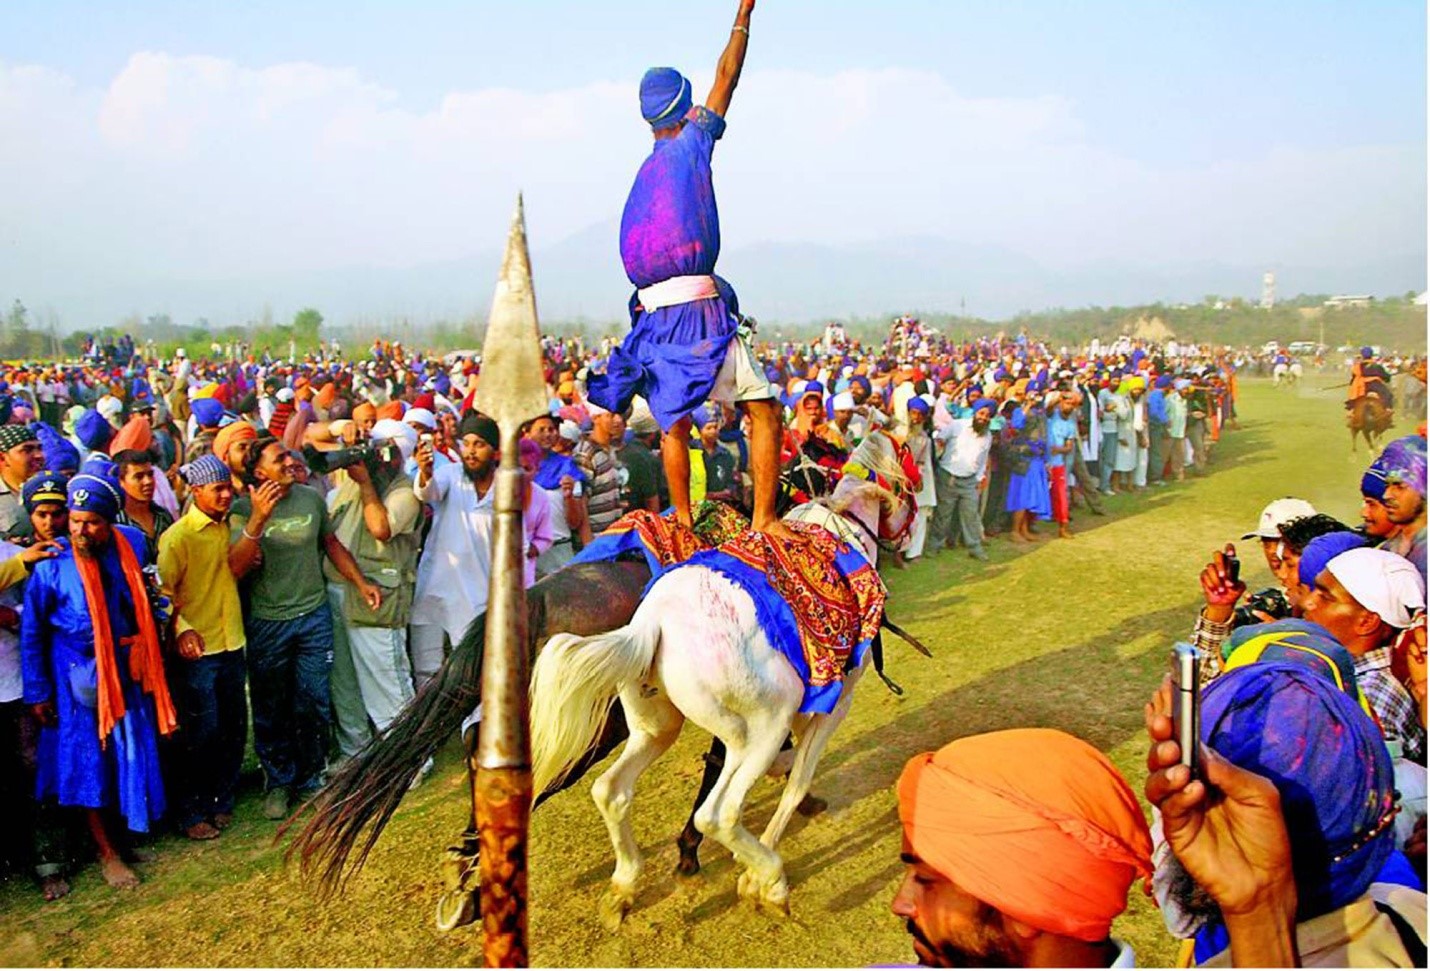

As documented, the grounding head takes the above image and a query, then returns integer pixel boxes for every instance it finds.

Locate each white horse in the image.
[529,435,913,928]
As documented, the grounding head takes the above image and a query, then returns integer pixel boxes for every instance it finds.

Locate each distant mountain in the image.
[6,222,1424,329]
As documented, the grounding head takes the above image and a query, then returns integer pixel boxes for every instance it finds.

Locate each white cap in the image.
[831,391,856,411]
[97,395,123,419]
[558,420,582,443]
[370,418,417,461]
[1241,497,1317,540]
[1326,547,1426,628]
[405,407,436,430]
[275,387,295,403]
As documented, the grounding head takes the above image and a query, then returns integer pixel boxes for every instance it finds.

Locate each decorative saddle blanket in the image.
[573,504,886,714]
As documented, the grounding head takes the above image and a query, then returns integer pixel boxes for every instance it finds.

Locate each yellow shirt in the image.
[157,505,245,655]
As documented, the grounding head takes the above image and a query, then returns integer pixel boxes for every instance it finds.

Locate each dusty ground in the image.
[0,379,1386,967]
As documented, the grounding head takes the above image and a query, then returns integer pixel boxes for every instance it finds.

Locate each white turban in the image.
[831,392,856,411]
[370,418,418,461]
[405,407,436,430]
[1327,547,1426,629]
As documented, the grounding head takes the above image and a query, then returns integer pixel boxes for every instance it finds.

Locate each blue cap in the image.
[640,67,692,130]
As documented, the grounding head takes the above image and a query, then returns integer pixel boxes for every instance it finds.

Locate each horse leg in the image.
[590,686,684,932]
[759,664,866,852]
[709,719,800,916]
[676,736,725,877]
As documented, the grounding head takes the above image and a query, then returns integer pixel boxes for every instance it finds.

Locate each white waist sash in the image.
[637,274,719,312]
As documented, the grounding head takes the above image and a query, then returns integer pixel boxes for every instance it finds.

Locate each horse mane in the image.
[845,430,909,495]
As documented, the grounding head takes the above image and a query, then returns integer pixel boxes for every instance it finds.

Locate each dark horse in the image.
[1348,394,1393,453]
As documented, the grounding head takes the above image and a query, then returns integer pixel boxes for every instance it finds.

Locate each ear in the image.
[1000,912,1042,951]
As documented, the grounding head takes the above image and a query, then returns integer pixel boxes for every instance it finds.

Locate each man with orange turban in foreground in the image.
[893,728,1153,968]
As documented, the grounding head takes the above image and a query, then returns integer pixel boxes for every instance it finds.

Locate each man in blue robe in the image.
[20,471,173,890]
[588,0,794,541]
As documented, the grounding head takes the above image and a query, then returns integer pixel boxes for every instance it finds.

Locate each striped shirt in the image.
[574,439,623,535]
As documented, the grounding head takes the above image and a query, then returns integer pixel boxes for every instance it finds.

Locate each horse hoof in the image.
[434,890,478,933]
[675,854,701,878]
[760,885,792,918]
[599,888,633,933]
[796,793,828,817]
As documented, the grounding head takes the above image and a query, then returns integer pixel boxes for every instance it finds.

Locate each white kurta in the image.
[411,463,495,640]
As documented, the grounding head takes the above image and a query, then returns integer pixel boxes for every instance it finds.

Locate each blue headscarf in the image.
[32,421,80,474]
[640,67,692,130]
[1298,531,1369,588]
[970,397,998,416]
[191,397,224,428]
[1203,663,1396,919]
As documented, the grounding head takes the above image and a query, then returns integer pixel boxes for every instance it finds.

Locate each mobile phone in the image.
[420,433,434,448]
[1170,643,1202,777]
[1224,550,1240,585]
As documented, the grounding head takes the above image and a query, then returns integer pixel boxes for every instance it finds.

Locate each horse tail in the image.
[284,612,488,895]
[530,609,660,796]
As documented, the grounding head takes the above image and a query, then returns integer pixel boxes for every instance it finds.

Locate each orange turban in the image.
[352,402,378,425]
[315,383,337,410]
[212,421,257,465]
[376,401,405,421]
[896,729,1151,944]
[108,415,154,456]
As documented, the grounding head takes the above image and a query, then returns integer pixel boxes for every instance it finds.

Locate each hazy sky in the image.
[2,1,1425,323]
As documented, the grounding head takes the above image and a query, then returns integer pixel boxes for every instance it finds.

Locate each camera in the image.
[302,441,398,476]
[1232,587,1292,628]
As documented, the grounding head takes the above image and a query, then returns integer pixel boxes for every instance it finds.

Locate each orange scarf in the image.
[75,535,177,746]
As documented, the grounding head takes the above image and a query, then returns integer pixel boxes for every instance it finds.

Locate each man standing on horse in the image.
[586,0,796,543]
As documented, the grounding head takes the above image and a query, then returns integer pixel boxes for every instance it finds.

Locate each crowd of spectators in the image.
[0,324,1423,969]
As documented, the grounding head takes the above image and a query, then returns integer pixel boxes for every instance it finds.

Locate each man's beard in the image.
[464,461,492,483]
[972,419,990,434]
[905,918,1019,969]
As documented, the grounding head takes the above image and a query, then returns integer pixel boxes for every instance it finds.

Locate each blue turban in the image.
[1298,531,1369,588]
[1154,375,1172,390]
[907,397,931,414]
[1220,618,1375,722]
[1361,464,1389,501]
[690,405,715,429]
[1375,434,1427,498]
[971,398,998,415]
[849,375,872,396]
[21,470,69,512]
[1203,664,1396,919]
[191,397,225,428]
[33,422,80,474]
[74,409,113,453]
[640,67,692,130]
[66,471,123,522]
[81,454,119,482]
[1360,346,1373,359]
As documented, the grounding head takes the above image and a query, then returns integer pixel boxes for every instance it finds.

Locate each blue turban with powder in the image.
[640,67,692,130]
[971,398,999,415]
[1202,663,1396,919]
[66,470,123,522]
[1298,531,1369,588]
[1375,434,1427,498]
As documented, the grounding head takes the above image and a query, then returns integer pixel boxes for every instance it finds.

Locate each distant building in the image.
[1324,294,1373,309]
[1261,271,1276,310]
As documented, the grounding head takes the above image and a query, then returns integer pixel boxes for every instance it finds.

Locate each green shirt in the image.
[231,483,334,621]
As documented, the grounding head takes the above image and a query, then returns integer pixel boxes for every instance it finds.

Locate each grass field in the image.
[0,377,1403,968]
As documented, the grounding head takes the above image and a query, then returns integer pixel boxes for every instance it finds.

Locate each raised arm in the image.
[706,0,755,118]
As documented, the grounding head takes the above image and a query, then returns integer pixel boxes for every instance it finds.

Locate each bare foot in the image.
[1058,527,1074,539]
[753,519,800,544]
[100,856,141,890]
[40,874,71,901]
[1009,533,1029,544]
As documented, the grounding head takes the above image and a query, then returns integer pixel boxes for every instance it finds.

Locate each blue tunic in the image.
[19,525,166,832]
[588,106,741,431]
